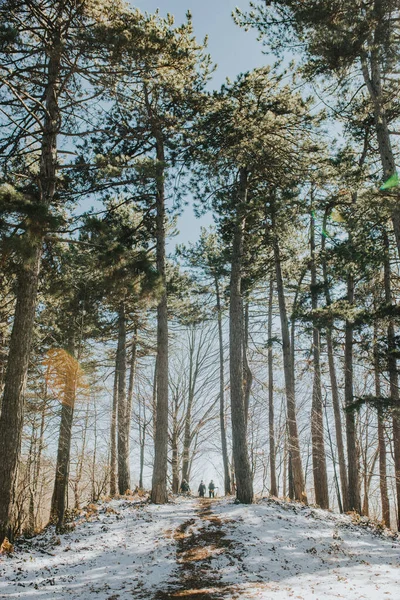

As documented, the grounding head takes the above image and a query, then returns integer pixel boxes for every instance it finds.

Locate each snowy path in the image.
[1,496,400,599]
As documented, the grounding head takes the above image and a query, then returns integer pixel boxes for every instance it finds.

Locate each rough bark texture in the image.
[392,416,400,530]
[360,23,400,523]
[50,341,78,530]
[109,365,118,497]
[344,271,361,513]
[272,206,307,504]
[229,168,253,504]
[243,301,253,428]
[0,248,42,542]
[117,302,130,495]
[267,280,278,497]
[383,231,400,529]
[321,210,349,511]
[216,278,231,496]
[0,28,62,540]
[151,132,169,504]
[310,214,329,509]
[373,321,390,526]
[360,23,400,260]
[0,330,6,403]
[152,357,157,437]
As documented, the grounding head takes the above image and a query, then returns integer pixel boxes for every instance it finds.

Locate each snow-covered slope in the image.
[0,497,190,600]
[1,496,399,599]
[213,497,400,599]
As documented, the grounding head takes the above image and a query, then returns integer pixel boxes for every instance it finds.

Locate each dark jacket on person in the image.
[180,480,190,493]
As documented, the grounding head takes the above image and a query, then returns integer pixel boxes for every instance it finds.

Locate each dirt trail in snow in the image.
[2,495,400,599]
[155,499,239,600]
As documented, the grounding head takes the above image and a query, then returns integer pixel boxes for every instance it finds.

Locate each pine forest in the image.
[1,2,400,599]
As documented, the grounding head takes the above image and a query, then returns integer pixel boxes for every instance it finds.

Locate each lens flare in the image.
[380,172,399,190]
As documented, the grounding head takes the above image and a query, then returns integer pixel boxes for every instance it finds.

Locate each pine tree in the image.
[82,202,159,498]
[191,67,319,502]
[238,1,400,256]
[0,0,125,543]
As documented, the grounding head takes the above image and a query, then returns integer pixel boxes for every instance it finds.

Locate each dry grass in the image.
[171,586,230,597]
[179,544,225,562]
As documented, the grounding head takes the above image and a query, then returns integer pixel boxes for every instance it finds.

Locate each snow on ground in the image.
[212,497,400,599]
[1,495,400,599]
[0,496,195,600]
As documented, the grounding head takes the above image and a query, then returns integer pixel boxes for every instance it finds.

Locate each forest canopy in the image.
[0,0,400,546]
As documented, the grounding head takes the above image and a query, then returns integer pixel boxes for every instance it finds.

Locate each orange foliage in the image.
[43,349,88,405]
[0,538,14,555]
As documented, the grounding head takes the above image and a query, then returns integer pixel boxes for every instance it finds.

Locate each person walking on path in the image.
[208,480,215,498]
[180,479,190,495]
[198,480,206,497]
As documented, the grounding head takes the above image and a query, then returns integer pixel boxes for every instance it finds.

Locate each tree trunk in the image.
[26,419,36,536]
[0,248,41,543]
[267,279,278,497]
[310,212,329,508]
[383,230,400,529]
[324,399,343,513]
[50,341,78,530]
[151,129,169,504]
[290,267,307,379]
[327,330,351,512]
[182,329,196,484]
[288,451,294,500]
[32,391,47,531]
[216,277,231,496]
[360,39,400,260]
[117,302,130,495]
[283,431,287,498]
[109,364,118,497]
[377,408,390,526]
[138,390,147,490]
[362,446,379,518]
[74,403,89,510]
[344,270,361,513]
[243,301,253,428]
[0,329,7,403]
[0,27,61,543]
[126,324,137,465]
[373,320,390,526]
[91,396,98,502]
[139,423,146,490]
[229,167,253,504]
[272,203,306,503]
[152,357,157,438]
[171,406,180,495]
[321,209,349,511]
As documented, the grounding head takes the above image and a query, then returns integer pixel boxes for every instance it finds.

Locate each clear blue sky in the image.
[131,1,268,246]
